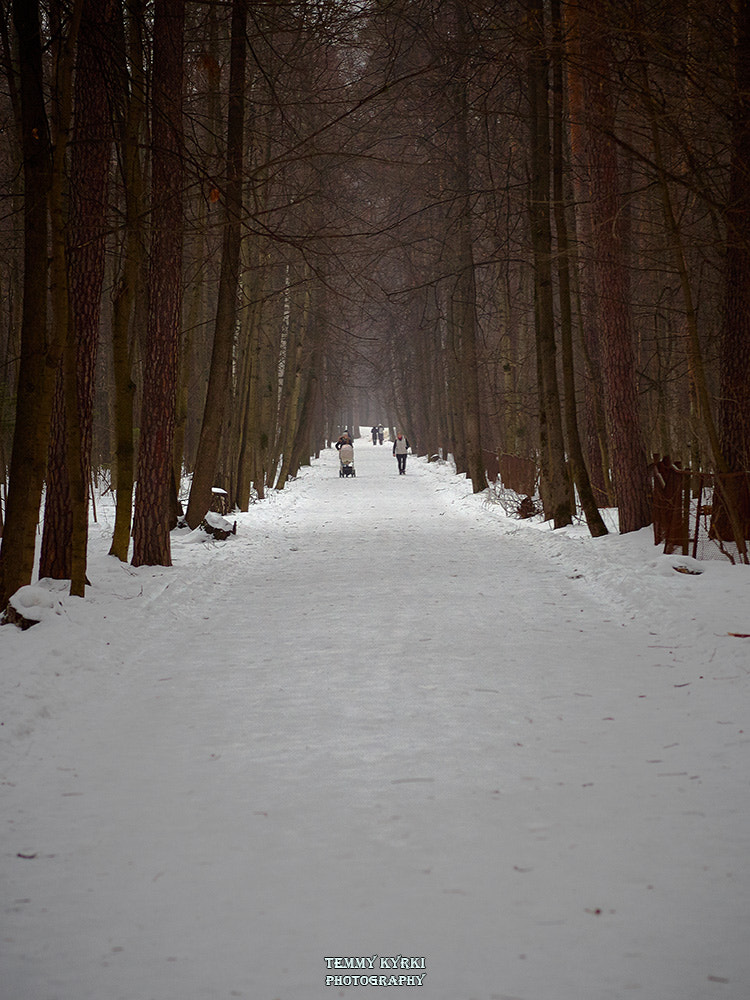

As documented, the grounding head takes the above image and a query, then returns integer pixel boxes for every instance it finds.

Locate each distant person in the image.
[371,426,378,444]
[393,432,409,474]
[377,425,385,445]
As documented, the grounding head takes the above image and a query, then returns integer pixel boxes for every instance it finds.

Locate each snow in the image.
[7,584,65,626]
[2,440,749,1000]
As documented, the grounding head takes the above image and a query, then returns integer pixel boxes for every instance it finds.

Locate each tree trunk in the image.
[715,0,750,554]
[550,0,607,536]
[444,288,466,474]
[108,0,147,562]
[443,0,484,491]
[185,0,247,528]
[234,287,263,506]
[235,253,279,507]
[720,0,750,472]
[275,277,317,490]
[564,2,613,507]
[131,0,185,567]
[526,0,571,528]
[637,51,723,470]
[39,0,115,592]
[0,0,78,610]
[575,0,651,533]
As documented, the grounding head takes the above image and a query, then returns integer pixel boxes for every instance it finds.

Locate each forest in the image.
[1,0,749,610]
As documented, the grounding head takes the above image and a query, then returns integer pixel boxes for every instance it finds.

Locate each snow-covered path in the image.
[2,443,749,1000]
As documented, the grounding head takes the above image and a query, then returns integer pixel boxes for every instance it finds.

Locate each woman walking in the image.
[393,433,409,474]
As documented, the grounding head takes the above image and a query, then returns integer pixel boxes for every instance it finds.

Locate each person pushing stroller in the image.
[336,429,355,477]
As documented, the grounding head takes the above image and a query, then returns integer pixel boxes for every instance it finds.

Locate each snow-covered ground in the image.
[2,440,749,1000]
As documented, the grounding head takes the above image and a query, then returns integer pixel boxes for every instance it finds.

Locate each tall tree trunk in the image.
[444,0,484,492]
[0,0,79,610]
[550,0,606,536]
[716,0,750,555]
[235,254,279,507]
[564,2,613,506]
[274,276,317,490]
[39,371,73,582]
[185,0,247,527]
[235,281,264,506]
[575,0,651,533]
[720,0,750,469]
[46,0,86,593]
[637,48,723,471]
[526,0,571,528]
[108,0,147,562]
[288,331,324,479]
[444,287,467,474]
[39,0,115,593]
[131,0,185,567]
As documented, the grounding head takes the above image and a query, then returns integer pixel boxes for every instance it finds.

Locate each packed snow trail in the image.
[2,443,749,1000]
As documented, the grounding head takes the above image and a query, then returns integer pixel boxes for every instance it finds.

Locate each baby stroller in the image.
[338,442,356,477]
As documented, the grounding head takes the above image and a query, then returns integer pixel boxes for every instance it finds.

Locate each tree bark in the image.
[715,0,750,554]
[445,0,484,492]
[636,46,724,472]
[131,0,185,567]
[575,0,651,533]
[526,0,571,528]
[720,0,750,473]
[108,0,147,561]
[550,0,607,536]
[185,0,247,528]
[39,0,115,593]
[0,0,78,610]
[564,1,613,507]
[274,274,319,490]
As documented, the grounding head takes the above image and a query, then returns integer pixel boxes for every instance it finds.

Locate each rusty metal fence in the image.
[652,455,750,564]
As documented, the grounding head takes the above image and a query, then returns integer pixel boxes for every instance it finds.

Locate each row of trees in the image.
[347,0,750,545]
[359,0,749,535]
[1,0,749,609]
